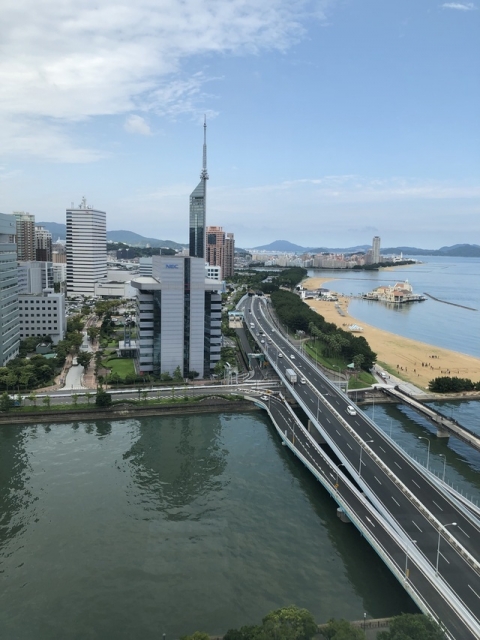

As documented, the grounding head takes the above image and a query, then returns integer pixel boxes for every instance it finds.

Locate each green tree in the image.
[28,392,37,407]
[77,351,93,369]
[262,605,317,640]
[0,392,13,412]
[42,395,51,409]
[180,633,211,640]
[72,393,79,407]
[378,614,446,640]
[87,327,99,343]
[173,365,183,382]
[95,389,112,407]
[322,618,365,640]
[141,389,148,403]
[85,392,93,405]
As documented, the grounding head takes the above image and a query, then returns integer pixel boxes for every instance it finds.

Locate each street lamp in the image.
[439,454,447,482]
[358,440,374,477]
[436,522,457,575]
[418,436,431,471]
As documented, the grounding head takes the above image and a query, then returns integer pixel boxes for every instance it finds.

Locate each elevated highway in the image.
[243,295,480,639]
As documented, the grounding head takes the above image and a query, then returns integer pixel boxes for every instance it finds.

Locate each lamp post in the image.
[436,522,457,575]
[418,436,431,471]
[358,440,374,477]
[439,454,447,482]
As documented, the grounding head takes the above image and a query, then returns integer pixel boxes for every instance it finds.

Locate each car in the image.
[347,406,357,416]
[290,355,295,359]
[260,395,269,401]
[261,339,265,344]
[300,378,306,384]
[278,353,283,358]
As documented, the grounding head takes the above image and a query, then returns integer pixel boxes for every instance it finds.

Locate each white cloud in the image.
[124,115,152,136]
[441,2,476,10]
[0,0,333,161]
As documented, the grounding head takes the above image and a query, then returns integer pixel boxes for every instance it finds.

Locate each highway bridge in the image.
[242,294,480,640]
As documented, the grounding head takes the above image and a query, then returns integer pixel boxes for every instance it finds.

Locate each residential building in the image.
[131,256,221,378]
[66,197,107,295]
[0,213,20,365]
[372,235,381,264]
[35,225,53,262]
[189,118,208,259]
[18,288,66,344]
[13,212,36,261]
[206,226,235,279]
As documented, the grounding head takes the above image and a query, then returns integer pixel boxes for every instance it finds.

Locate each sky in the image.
[0,0,479,249]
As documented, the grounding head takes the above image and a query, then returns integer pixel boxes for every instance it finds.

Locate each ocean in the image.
[308,256,480,358]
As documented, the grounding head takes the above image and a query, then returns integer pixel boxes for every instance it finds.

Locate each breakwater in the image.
[423,292,477,311]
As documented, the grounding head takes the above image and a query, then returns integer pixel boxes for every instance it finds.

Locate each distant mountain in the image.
[251,239,480,258]
[38,222,186,250]
[252,240,308,252]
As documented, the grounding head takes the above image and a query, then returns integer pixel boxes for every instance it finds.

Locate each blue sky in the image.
[0,0,478,249]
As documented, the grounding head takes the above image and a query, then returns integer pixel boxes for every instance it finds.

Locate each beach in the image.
[303,277,480,390]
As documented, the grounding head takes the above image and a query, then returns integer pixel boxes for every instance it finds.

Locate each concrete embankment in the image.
[0,397,260,425]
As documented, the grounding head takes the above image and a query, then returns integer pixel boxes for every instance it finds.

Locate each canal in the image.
[0,411,420,639]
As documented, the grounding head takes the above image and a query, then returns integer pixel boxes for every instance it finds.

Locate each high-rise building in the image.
[18,289,66,344]
[206,226,235,279]
[0,213,20,365]
[189,118,208,259]
[131,256,221,378]
[35,225,53,262]
[224,232,235,279]
[66,197,107,296]
[372,236,381,264]
[13,212,36,261]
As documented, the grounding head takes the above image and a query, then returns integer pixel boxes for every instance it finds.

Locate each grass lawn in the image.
[304,340,375,388]
[103,357,136,379]
[348,370,376,389]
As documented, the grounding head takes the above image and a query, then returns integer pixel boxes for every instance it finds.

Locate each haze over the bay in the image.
[1,0,478,248]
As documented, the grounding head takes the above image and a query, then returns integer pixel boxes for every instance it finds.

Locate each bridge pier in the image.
[308,420,326,444]
[436,428,450,439]
[336,508,351,523]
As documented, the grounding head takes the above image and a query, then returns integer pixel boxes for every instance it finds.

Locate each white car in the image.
[278,353,283,358]
[347,406,357,416]
[290,355,295,359]
[300,378,306,384]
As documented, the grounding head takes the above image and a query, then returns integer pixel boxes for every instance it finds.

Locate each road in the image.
[246,295,480,637]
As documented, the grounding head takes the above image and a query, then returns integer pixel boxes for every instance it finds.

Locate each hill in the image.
[38,222,186,250]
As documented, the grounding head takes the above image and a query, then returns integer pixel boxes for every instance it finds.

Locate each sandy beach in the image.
[303,277,480,390]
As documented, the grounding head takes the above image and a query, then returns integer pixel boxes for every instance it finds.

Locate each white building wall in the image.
[189,259,206,377]
[18,289,65,344]
[0,213,20,365]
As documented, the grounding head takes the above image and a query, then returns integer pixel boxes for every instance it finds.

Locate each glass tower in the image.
[189,118,208,258]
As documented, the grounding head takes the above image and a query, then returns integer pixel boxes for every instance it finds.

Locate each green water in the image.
[0,413,416,639]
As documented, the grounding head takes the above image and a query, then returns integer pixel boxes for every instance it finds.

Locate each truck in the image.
[285,368,297,384]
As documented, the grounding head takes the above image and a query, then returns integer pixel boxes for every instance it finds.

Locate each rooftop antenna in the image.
[200,115,209,181]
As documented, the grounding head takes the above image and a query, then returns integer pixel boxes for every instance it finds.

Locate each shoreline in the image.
[303,277,480,390]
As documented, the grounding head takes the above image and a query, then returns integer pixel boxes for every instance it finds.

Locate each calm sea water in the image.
[308,257,480,357]
[0,413,416,639]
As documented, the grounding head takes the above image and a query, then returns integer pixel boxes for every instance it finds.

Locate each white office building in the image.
[131,256,222,378]
[18,289,66,345]
[0,213,20,365]
[18,261,54,295]
[66,197,107,296]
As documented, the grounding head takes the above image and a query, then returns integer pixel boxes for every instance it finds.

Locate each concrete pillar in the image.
[436,428,450,439]
[337,508,351,523]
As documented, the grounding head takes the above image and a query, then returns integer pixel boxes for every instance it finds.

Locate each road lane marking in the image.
[326,417,331,423]
[394,462,402,469]
[458,526,470,539]
[439,552,450,564]
[374,476,382,485]
[412,479,421,488]
[336,430,341,435]
[412,520,423,533]
[365,517,375,527]
[468,585,480,600]
[366,432,372,438]
[379,446,386,453]
[347,443,352,450]
[392,496,400,507]
[432,500,443,512]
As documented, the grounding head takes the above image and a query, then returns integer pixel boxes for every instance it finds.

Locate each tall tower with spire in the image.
[189,117,209,259]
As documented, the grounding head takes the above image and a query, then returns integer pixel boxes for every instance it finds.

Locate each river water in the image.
[308,257,480,357]
[0,413,417,639]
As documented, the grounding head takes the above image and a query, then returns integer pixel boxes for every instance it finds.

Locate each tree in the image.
[72,393,79,407]
[180,633,211,640]
[85,392,93,405]
[377,614,446,640]
[28,392,37,407]
[95,389,112,407]
[42,395,51,409]
[0,392,13,412]
[353,354,365,371]
[77,352,93,369]
[173,365,183,383]
[87,327,99,343]
[322,619,365,640]
[262,605,317,640]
